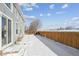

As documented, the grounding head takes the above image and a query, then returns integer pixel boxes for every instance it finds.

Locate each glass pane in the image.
[2,16,7,46]
[8,19,11,44]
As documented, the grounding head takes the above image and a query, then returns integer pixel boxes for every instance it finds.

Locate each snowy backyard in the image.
[2,34,79,56]
[1,3,79,56]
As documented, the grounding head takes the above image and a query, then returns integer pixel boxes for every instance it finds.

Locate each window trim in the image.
[0,11,13,49]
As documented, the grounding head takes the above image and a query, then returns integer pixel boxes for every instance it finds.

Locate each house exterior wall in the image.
[0,4,13,50]
[0,3,25,51]
[13,4,25,41]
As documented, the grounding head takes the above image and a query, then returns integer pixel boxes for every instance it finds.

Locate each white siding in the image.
[0,3,25,50]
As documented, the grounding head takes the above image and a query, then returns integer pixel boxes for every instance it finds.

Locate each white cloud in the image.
[40,13,43,16]
[71,17,79,27]
[64,17,79,27]
[62,4,68,9]
[19,3,33,11]
[71,17,79,25]
[72,17,79,21]
[56,11,65,14]
[19,3,39,8]
[19,3,39,11]
[49,4,54,9]
[23,7,33,11]
[30,16,36,18]
[30,3,39,8]
[23,15,36,19]
[47,13,51,16]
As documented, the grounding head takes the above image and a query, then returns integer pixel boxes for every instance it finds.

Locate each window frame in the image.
[0,11,13,49]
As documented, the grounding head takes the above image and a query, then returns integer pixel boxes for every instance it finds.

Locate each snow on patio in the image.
[3,35,57,56]
[3,34,79,56]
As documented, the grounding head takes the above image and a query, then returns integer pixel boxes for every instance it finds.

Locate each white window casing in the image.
[0,11,13,50]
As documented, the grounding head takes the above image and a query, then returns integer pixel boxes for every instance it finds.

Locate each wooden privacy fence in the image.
[37,31,79,48]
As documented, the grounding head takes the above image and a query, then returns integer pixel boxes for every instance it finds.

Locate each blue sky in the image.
[20,3,79,29]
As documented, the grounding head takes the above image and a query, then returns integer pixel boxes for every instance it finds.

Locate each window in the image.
[2,16,7,46]
[8,19,11,44]
[2,16,12,46]
[5,3,11,9]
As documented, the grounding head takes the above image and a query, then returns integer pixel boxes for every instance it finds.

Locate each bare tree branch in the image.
[27,18,41,34]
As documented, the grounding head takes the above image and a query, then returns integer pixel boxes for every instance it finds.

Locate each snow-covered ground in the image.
[3,35,57,56]
[36,35,79,56]
[3,34,79,56]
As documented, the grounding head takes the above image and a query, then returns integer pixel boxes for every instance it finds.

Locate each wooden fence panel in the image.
[38,31,79,48]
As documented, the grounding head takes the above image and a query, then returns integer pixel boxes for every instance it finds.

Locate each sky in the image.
[20,3,79,29]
